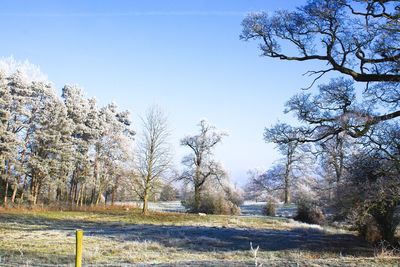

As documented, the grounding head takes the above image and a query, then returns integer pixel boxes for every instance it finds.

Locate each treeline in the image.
[245,80,400,243]
[0,59,135,206]
[0,59,242,215]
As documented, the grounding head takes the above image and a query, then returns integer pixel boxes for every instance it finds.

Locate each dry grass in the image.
[0,207,399,266]
[0,205,293,230]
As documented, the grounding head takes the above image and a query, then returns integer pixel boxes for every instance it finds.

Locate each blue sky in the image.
[0,0,320,186]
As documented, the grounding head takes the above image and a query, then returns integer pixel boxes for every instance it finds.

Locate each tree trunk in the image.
[19,177,27,204]
[69,169,78,204]
[95,189,104,206]
[69,179,76,204]
[74,183,79,205]
[31,182,35,205]
[283,166,291,204]
[11,183,18,203]
[111,174,120,206]
[3,160,9,206]
[35,180,41,205]
[284,177,290,204]
[33,193,38,205]
[111,186,116,206]
[47,183,53,203]
[4,180,9,206]
[284,154,291,205]
[92,147,100,205]
[142,186,150,215]
[81,186,86,207]
[90,188,96,205]
[32,177,42,206]
[32,182,39,205]
[56,187,61,202]
[76,185,82,206]
[194,186,201,212]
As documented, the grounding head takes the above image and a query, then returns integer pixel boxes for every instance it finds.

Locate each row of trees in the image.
[0,59,135,207]
[0,58,240,215]
[243,0,399,243]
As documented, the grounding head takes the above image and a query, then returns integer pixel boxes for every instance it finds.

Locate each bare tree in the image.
[179,120,228,212]
[135,105,172,215]
[245,166,284,202]
[264,123,310,204]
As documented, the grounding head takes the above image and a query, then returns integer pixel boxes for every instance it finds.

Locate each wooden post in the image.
[75,229,83,267]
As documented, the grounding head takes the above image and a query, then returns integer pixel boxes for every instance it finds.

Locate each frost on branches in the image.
[0,58,135,206]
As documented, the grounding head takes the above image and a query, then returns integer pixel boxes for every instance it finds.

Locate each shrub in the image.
[336,154,400,244]
[294,199,325,225]
[159,184,180,201]
[349,210,392,244]
[362,216,383,244]
[182,192,241,215]
[226,189,244,207]
[262,201,276,216]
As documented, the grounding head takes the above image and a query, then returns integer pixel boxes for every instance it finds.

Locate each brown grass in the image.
[0,207,399,266]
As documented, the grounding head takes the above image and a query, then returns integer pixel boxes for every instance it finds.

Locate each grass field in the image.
[0,206,399,266]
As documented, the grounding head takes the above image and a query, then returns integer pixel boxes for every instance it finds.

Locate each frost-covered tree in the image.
[283,78,366,142]
[61,85,94,205]
[241,0,400,135]
[244,169,268,201]
[179,120,228,212]
[241,1,400,240]
[314,133,355,202]
[1,70,38,205]
[0,71,10,147]
[0,58,136,206]
[264,123,313,204]
[0,71,14,204]
[134,105,172,214]
[27,88,73,205]
[95,102,135,205]
[246,166,285,202]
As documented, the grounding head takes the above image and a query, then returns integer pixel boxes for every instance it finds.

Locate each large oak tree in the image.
[241,0,400,138]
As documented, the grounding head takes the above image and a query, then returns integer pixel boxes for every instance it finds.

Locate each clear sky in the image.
[0,0,320,186]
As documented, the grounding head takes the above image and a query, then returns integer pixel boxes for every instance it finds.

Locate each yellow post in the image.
[75,229,83,267]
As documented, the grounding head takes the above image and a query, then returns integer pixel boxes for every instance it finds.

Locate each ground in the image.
[0,204,399,266]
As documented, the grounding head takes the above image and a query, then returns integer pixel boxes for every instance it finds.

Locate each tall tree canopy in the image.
[242,1,400,243]
[241,0,400,137]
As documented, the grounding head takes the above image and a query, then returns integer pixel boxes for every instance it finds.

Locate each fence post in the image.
[75,229,83,267]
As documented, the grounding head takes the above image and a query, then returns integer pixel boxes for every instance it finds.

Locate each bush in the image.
[294,199,325,225]
[182,192,241,215]
[262,201,276,216]
[349,210,395,244]
[159,184,180,201]
[226,189,244,207]
[336,154,400,244]
[359,216,382,244]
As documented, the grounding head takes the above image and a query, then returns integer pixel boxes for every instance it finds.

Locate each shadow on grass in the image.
[0,213,373,257]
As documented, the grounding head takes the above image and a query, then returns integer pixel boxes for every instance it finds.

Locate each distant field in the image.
[123,201,298,217]
[0,206,398,266]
